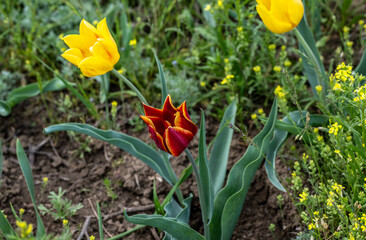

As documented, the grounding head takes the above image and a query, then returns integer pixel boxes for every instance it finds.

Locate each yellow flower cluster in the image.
[299,191,308,202]
[221,74,234,85]
[353,85,366,102]
[328,122,342,136]
[274,85,286,98]
[16,221,33,238]
[330,63,354,91]
[331,183,344,194]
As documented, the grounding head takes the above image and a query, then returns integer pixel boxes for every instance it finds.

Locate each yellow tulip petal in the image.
[61,48,84,66]
[287,0,304,26]
[79,57,113,77]
[256,5,292,34]
[96,18,117,47]
[62,34,95,57]
[256,0,270,10]
[79,19,99,41]
[90,41,110,61]
[98,38,120,65]
[271,0,289,23]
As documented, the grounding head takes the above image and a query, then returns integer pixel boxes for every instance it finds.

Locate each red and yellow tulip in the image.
[61,18,120,77]
[256,0,304,34]
[140,95,198,157]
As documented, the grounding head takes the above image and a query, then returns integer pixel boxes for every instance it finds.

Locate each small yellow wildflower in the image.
[19,208,25,215]
[343,26,350,33]
[258,108,264,114]
[63,219,68,226]
[16,221,33,238]
[332,82,342,91]
[253,65,261,72]
[299,191,308,202]
[251,113,257,120]
[353,222,359,231]
[281,45,286,51]
[359,20,365,25]
[129,39,137,46]
[347,41,353,47]
[292,172,296,177]
[326,198,333,206]
[204,4,211,11]
[346,136,352,141]
[43,177,48,184]
[117,68,125,74]
[314,128,319,133]
[111,101,118,107]
[200,81,206,87]
[315,85,322,93]
[317,136,323,141]
[350,234,355,240]
[313,211,319,216]
[329,122,342,136]
[273,66,281,72]
[308,223,316,230]
[284,60,292,67]
[274,85,285,98]
[90,236,96,240]
[268,44,276,50]
[216,0,224,9]
[334,150,340,154]
[237,27,243,32]
[224,58,229,63]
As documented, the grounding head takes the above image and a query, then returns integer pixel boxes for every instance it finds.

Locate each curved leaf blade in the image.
[44,123,177,186]
[209,100,237,196]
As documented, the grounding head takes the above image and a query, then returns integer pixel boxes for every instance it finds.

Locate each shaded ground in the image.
[0,97,300,239]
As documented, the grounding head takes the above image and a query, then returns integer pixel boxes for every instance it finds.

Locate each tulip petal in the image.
[79,19,99,41]
[61,48,84,66]
[256,5,293,34]
[91,41,111,61]
[165,127,194,156]
[140,115,166,136]
[148,125,169,153]
[174,112,198,136]
[162,95,178,125]
[79,56,113,77]
[62,34,95,57]
[287,0,304,26]
[143,104,163,118]
[177,101,191,120]
[256,0,270,10]
[98,38,120,65]
[97,18,117,47]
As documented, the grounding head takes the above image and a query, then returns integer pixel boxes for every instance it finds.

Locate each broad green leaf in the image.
[198,110,214,222]
[44,123,177,186]
[163,195,193,240]
[0,209,17,238]
[209,100,237,196]
[297,14,327,95]
[16,139,46,238]
[356,50,366,76]
[209,99,278,240]
[153,50,168,106]
[125,213,205,240]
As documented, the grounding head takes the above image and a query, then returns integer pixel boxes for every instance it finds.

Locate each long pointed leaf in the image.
[0,210,17,238]
[44,123,177,186]
[209,100,237,196]
[125,213,205,240]
[209,99,278,240]
[16,139,46,238]
[153,50,168,107]
[356,50,366,76]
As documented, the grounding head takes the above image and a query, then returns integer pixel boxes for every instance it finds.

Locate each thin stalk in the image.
[107,225,145,240]
[293,28,328,90]
[184,149,209,239]
[111,69,148,105]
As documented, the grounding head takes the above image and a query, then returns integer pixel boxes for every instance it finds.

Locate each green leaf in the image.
[153,50,168,106]
[0,101,11,117]
[209,99,278,240]
[209,100,237,196]
[43,123,177,186]
[97,202,104,240]
[356,50,366,76]
[125,212,205,240]
[153,179,164,215]
[0,209,17,238]
[16,139,46,238]
[198,110,214,222]
[202,4,216,28]
[163,195,193,240]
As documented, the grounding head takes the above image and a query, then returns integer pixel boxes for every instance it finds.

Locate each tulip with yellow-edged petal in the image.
[256,0,304,34]
[61,18,120,77]
[140,95,198,157]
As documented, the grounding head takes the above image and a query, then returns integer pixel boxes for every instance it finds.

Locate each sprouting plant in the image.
[103,178,118,202]
[38,187,83,220]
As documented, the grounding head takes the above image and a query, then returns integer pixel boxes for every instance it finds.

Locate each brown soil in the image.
[0,98,300,240]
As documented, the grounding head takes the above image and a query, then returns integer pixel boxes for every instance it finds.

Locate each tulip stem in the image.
[293,28,328,91]
[185,148,209,239]
[112,69,148,105]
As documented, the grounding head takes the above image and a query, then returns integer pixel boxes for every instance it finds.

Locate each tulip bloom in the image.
[61,18,120,77]
[256,0,304,34]
[140,95,198,157]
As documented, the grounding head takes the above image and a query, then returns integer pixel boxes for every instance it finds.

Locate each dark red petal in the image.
[162,95,177,125]
[141,116,166,136]
[148,125,169,153]
[177,101,191,120]
[164,127,194,156]
[143,103,163,118]
[174,112,198,136]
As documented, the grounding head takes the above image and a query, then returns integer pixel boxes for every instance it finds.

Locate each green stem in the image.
[293,28,328,91]
[111,69,148,105]
[107,225,145,240]
[184,149,209,239]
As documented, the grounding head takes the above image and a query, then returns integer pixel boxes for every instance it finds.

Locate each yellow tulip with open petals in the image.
[256,0,304,34]
[61,18,120,77]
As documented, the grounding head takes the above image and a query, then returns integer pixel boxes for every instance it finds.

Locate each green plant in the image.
[103,178,118,202]
[38,187,83,221]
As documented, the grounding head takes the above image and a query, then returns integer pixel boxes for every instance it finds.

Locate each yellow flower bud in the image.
[256,0,304,34]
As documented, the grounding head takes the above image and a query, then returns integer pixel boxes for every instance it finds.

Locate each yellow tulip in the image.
[61,18,120,77]
[256,0,304,34]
